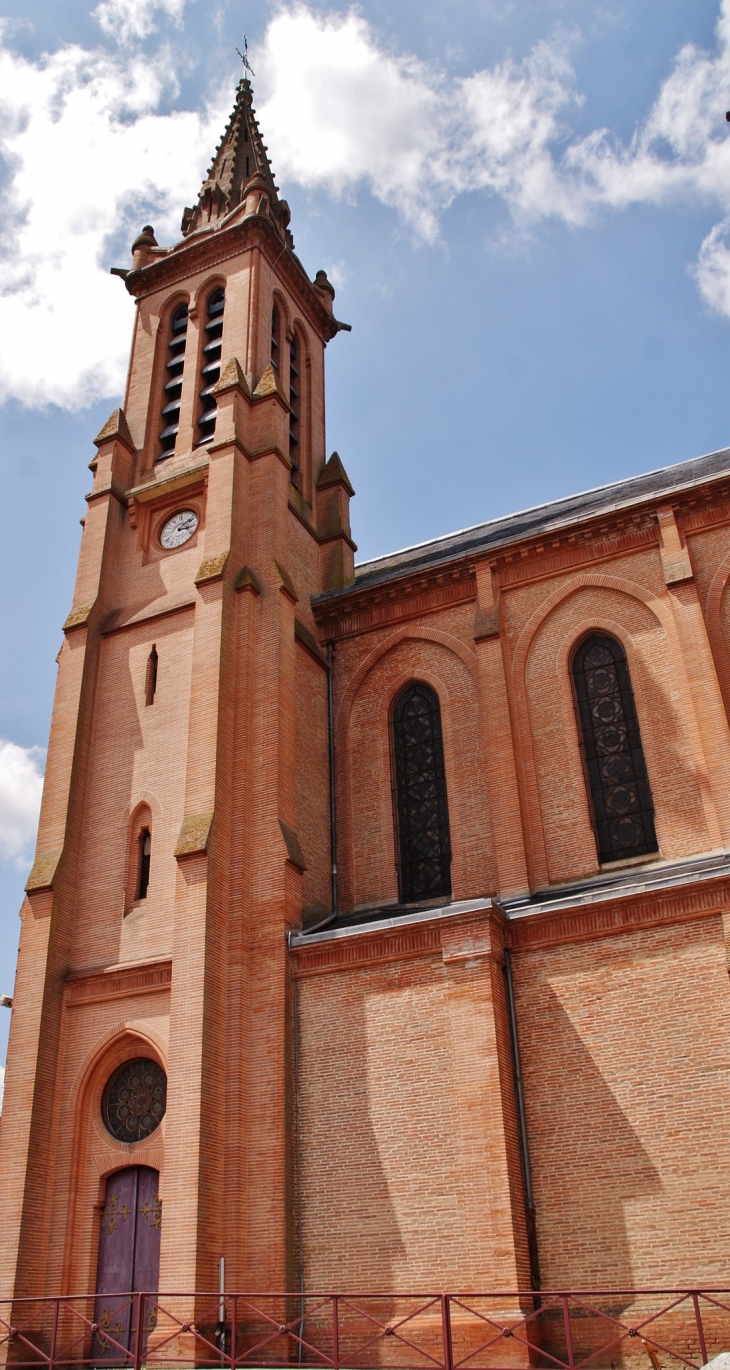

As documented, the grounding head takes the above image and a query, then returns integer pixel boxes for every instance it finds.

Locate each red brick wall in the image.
[6,154,730,1314]
[296,644,331,920]
[514,914,730,1287]
[295,928,530,1292]
[334,607,495,911]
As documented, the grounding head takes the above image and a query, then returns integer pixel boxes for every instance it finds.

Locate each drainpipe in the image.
[327,640,338,921]
[502,942,541,1295]
[288,940,306,1362]
[298,641,338,937]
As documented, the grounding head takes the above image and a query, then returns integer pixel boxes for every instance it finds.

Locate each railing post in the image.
[332,1296,339,1370]
[562,1296,575,1370]
[49,1298,59,1370]
[692,1292,708,1367]
[132,1293,144,1370]
[230,1295,236,1370]
[441,1295,454,1370]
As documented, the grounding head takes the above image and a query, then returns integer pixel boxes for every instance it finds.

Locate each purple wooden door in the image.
[93,1167,161,1364]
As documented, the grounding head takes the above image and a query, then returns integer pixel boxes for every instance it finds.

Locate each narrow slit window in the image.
[289,332,299,482]
[572,633,658,864]
[158,304,188,462]
[138,829,151,900]
[271,304,279,371]
[392,683,452,904]
[196,288,225,446]
[145,646,158,707]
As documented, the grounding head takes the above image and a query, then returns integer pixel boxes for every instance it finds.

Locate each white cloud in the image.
[0,739,45,867]
[0,37,224,409]
[256,10,583,238]
[694,219,730,315]
[3,3,730,412]
[93,0,190,44]
[256,8,452,239]
[256,2,730,237]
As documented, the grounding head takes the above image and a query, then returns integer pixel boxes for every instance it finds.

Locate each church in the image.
[3,73,730,1361]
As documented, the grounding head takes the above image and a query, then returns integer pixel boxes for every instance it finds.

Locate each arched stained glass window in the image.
[392,682,452,903]
[572,634,658,864]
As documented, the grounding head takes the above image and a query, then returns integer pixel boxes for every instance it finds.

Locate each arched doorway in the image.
[92,1166,161,1362]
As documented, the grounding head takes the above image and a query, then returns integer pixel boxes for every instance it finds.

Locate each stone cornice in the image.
[291,870,730,974]
[292,921,443,977]
[127,456,209,504]
[680,492,730,535]
[205,433,291,473]
[312,567,477,640]
[314,515,660,634]
[175,811,214,858]
[507,874,730,950]
[101,597,196,637]
[63,602,96,632]
[341,464,730,603]
[291,903,503,977]
[85,482,127,509]
[25,847,63,893]
[65,957,172,1007]
[124,215,337,343]
[295,618,328,669]
[287,492,356,552]
[491,517,658,590]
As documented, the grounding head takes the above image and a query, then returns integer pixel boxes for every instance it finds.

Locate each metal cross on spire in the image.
[236,36,255,79]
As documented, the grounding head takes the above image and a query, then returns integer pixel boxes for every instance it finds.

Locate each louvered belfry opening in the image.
[572,633,658,864]
[158,304,188,461]
[197,287,225,445]
[392,683,452,904]
[289,332,300,481]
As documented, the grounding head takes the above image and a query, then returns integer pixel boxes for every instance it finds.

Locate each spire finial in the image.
[181,56,292,241]
[236,36,255,80]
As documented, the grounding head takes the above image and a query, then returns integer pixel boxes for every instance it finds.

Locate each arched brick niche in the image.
[59,1023,168,1297]
[518,585,713,886]
[341,633,493,911]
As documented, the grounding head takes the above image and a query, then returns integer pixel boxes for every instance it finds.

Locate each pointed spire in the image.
[182,79,287,237]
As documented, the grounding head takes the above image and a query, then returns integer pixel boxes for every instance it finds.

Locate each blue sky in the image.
[1,0,729,1067]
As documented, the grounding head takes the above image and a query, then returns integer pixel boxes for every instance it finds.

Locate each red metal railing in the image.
[0,1288,728,1370]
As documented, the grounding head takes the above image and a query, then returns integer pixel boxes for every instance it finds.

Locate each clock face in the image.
[160,509,199,549]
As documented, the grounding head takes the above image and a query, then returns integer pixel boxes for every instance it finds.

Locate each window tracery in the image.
[392,682,452,903]
[572,633,658,863]
[102,1058,167,1142]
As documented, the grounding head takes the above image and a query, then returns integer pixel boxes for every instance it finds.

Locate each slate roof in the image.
[341,445,730,596]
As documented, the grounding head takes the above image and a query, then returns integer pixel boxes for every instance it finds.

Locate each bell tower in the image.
[0,78,354,1306]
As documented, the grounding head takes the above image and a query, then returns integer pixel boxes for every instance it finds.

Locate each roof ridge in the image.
[352,444,730,577]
